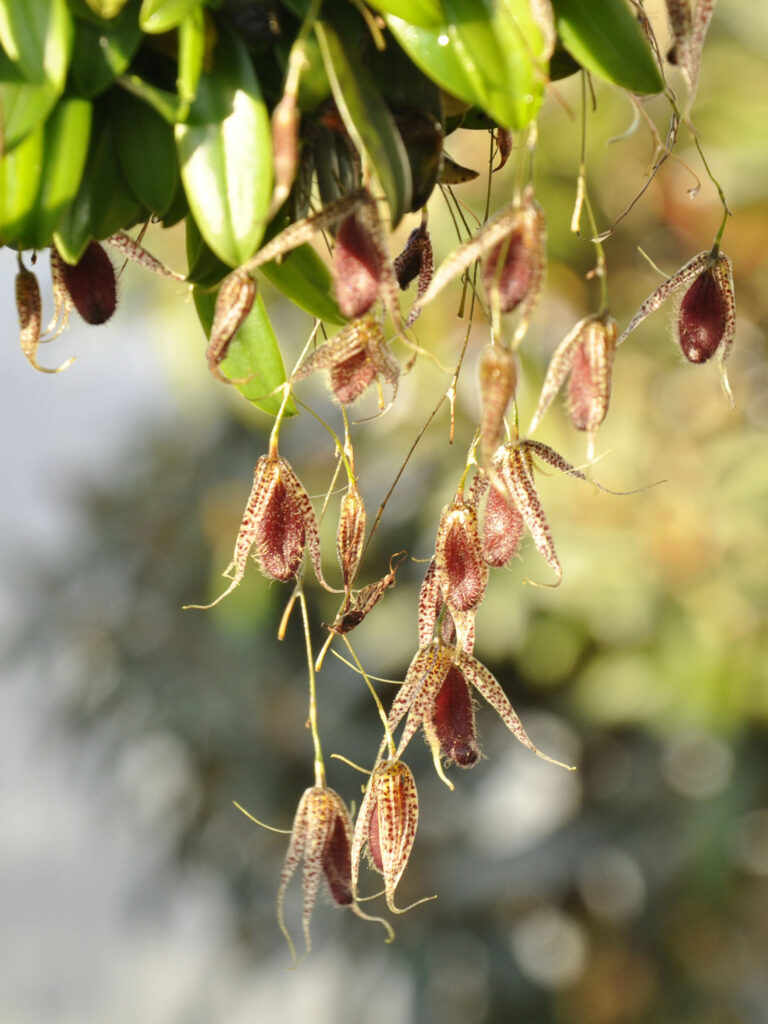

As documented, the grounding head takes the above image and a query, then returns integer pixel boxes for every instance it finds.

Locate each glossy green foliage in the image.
[0,123,44,245]
[25,97,93,249]
[69,0,142,98]
[193,286,295,417]
[0,0,72,83]
[0,0,73,152]
[112,90,178,215]
[365,0,443,28]
[54,106,144,262]
[551,0,664,94]
[176,5,205,105]
[139,0,202,34]
[387,0,549,131]
[176,26,273,267]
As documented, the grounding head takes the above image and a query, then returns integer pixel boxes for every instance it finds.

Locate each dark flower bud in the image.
[59,241,117,325]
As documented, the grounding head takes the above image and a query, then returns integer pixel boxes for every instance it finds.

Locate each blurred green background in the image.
[2,3,768,1022]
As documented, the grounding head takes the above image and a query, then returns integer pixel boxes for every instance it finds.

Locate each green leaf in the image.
[175,26,272,267]
[388,0,548,130]
[260,244,346,325]
[441,0,542,130]
[0,50,60,152]
[69,1,142,98]
[159,176,188,227]
[193,286,295,417]
[315,19,411,227]
[177,5,205,105]
[0,122,44,245]
[112,90,178,214]
[0,0,72,84]
[139,0,203,34]
[385,16,476,111]
[25,97,93,249]
[53,107,144,262]
[364,0,443,28]
[551,0,664,95]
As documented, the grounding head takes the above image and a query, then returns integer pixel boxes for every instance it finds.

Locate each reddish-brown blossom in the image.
[293,315,400,405]
[333,211,384,318]
[276,786,355,959]
[618,247,735,403]
[481,191,546,319]
[677,264,728,364]
[388,641,572,787]
[352,760,421,913]
[479,479,525,568]
[528,314,618,460]
[184,453,331,609]
[425,665,480,768]
[434,501,488,614]
[59,241,117,325]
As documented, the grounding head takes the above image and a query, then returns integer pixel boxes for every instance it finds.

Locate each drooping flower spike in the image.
[618,247,735,403]
[352,759,430,914]
[388,641,573,789]
[292,315,400,406]
[277,786,392,961]
[528,314,618,460]
[184,453,333,610]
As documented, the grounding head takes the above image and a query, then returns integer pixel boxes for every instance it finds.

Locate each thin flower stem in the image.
[232,801,292,835]
[294,395,355,483]
[574,73,608,314]
[329,648,402,684]
[297,583,325,789]
[342,636,396,758]
[268,384,293,457]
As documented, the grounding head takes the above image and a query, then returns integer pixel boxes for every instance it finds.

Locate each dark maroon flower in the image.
[677,264,728,363]
[425,665,480,768]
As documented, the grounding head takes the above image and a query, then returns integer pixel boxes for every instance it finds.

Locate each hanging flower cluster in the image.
[5,0,737,962]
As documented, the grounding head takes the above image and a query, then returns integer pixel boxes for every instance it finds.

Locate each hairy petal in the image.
[458,652,572,769]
